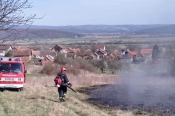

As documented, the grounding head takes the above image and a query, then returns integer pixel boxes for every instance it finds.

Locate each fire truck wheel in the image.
[20,88,24,91]
[17,88,23,92]
[0,88,4,92]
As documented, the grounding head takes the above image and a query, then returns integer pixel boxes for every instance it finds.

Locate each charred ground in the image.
[78,82,175,115]
[78,62,175,116]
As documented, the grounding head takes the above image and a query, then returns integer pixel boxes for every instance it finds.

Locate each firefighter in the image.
[55,67,72,102]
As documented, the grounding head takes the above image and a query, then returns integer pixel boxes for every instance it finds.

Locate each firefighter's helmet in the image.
[61,67,66,72]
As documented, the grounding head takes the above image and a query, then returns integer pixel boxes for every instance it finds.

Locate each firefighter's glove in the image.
[68,82,72,87]
[57,84,60,87]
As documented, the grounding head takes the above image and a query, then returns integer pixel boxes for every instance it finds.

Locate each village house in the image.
[95,49,107,60]
[66,47,83,59]
[0,44,13,51]
[50,45,67,53]
[12,49,32,62]
[30,49,56,65]
[50,45,68,58]
[127,49,147,63]
[0,44,13,56]
[127,49,137,56]
[109,50,122,60]
[140,49,152,56]
[81,49,94,60]
[75,48,91,59]
[72,48,81,59]
[41,55,55,65]
[32,50,41,59]
[30,47,42,59]
[66,47,76,59]
[140,48,153,63]
[95,43,105,51]
[119,49,137,63]
[120,53,133,63]
[13,46,29,51]
[106,47,122,60]
[40,50,57,58]
[125,48,153,63]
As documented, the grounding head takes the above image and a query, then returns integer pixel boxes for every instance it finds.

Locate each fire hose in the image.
[45,84,77,93]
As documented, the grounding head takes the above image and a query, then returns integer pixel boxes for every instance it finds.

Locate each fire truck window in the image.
[11,64,22,73]
[0,63,22,73]
[0,63,10,72]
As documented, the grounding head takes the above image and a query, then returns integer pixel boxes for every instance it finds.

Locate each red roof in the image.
[40,50,56,57]
[32,50,40,56]
[95,44,105,49]
[127,49,137,56]
[67,47,74,53]
[130,51,137,56]
[0,44,12,50]
[12,50,31,57]
[93,52,99,56]
[140,49,152,55]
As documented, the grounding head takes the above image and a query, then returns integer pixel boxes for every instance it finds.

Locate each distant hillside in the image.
[55,25,164,34]
[20,24,166,34]
[134,25,175,35]
[10,24,175,39]
[0,29,84,40]
[26,29,83,39]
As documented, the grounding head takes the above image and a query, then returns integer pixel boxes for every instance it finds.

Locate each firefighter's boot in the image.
[62,97,65,102]
[59,97,65,102]
[63,93,66,98]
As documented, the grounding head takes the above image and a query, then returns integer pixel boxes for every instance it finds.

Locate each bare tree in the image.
[152,45,160,62]
[0,0,38,42]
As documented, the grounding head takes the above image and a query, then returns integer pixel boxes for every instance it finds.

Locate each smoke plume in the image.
[90,46,175,115]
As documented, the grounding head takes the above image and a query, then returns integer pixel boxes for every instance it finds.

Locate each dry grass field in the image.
[0,70,144,116]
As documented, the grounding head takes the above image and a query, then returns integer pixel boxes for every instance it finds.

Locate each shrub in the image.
[78,59,97,72]
[90,59,122,73]
[91,60,107,69]
[42,54,98,75]
[41,63,80,76]
[5,50,12,57]
[65,66,79,76]
[54,53,68,65]
[40,63,59,75]
[107,60,122,70]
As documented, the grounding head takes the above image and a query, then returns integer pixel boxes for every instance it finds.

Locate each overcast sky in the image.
[26,0,175,26]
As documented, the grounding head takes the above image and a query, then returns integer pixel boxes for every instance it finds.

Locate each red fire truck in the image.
[0,57,27,91]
